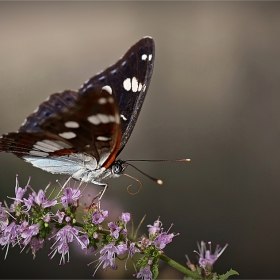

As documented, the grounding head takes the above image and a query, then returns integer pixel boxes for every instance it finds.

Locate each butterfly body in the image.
[0,37,155,186]
[23,153,125,185]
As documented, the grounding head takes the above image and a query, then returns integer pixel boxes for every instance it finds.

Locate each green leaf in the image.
[218,269,239,280]
[152,264,159,279]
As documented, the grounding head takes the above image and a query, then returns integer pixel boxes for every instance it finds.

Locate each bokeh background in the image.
[0,2,280,279]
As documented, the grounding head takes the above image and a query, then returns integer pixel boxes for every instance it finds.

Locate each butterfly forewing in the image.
[79,37,155,154]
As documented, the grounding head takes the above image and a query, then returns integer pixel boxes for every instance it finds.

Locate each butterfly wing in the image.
[0,88,121,172]
[39,87,121,168]
[18,37,155,156]
[0,37,155,176]
[79,37,155,154]
[18,90,79,133]
[0,132,86,175]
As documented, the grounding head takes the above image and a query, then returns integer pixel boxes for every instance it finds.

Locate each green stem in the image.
[160,254,202,279]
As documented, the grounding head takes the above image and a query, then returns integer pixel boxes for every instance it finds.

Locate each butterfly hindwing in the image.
[0,131,74,158]
[39,87,121,166]
[19,90,79,133]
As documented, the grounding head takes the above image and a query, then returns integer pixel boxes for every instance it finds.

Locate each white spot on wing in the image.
[141,54,147,61]
[102,85,112,94]
[148,54,153,61]
[96,136,111,141]
[123,78,131,91]
[85,83,93,90]
[131,77,138,92]
[83,78,90,85]
[39,140,72,150]
[121,114,127,121]
[52,140,72,149]
[138,82,143,92]
[21,119,27,126]
[64,121,79,128]
[97,114,109,124]
[33,141,60,152]
[29,150,49,157]
[142,84,146,91]
[98,97,107,105]
[88,114,116,125]
[88,115,100,125]
[33,145,50,153]
[59,132,76,139]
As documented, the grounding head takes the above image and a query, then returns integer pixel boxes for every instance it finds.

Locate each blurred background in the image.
[0,2,280,279]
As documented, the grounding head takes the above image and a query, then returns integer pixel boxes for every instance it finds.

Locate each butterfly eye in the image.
[112,161,125,174]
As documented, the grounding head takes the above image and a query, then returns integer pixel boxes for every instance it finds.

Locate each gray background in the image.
[0,2,280,279]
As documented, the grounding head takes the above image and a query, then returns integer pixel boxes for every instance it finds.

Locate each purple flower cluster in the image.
[0,175,232,279]
[92,209,108,225]
[134,219,179,280]
[136,265,153,280]
[61,187,81,208]
[0,175,88,261]
[195,241,228,271]
[88,214,178,279]
[148,219,178,251]
[49,225,89,265]
[90,212,132,276]
[1,177,179,280]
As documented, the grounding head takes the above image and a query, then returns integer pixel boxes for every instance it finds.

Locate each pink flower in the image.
[196,241,228,270]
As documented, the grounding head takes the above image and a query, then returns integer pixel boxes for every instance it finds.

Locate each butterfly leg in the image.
[91,182,108,211]
[98,184,107,205]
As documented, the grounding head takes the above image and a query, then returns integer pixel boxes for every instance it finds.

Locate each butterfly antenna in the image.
[124,173,143,195]
[125,162,163,185]
[125,158,191,163]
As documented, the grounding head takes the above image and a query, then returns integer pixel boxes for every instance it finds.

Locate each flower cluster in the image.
[0,175,88,261]
[83,207,179,280]
[196,241,228,271]
[88,212,132,275]
[185,240,229,278]
[0,175,237,279]
[135,218,179,279]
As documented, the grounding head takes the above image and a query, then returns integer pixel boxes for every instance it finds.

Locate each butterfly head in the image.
[110,159,128,178]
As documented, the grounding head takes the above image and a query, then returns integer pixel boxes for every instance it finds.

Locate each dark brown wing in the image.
[0,88,121,168]
[39,87,121,165]
[79,37,155,155]
[19,90,78,133]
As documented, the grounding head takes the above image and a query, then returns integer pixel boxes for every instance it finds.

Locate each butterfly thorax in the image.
[71,158,127,184]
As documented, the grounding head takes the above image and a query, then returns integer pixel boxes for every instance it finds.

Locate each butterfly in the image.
[0,37,155,188]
